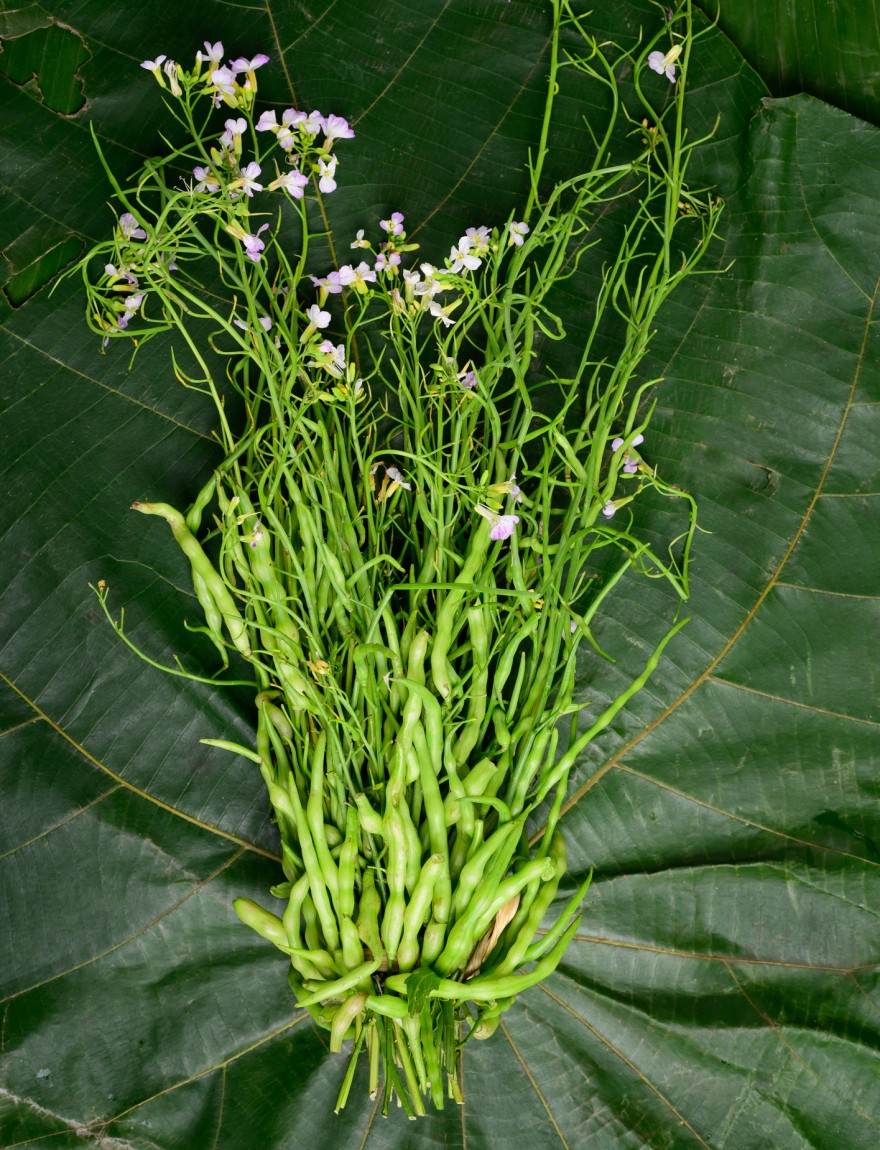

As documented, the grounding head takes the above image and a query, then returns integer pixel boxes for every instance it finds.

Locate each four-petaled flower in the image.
[193,165,219,192]
[509,220,530,246]
[305,303,331,329]
[318,155,338,193]
[211,66,237,95]
[220,117,247,150]
[241,223,269,262]
[428,299,456,326]
[310,270,343,295]
[611,433,644,474]
[448,237,481,274]
[475,503,520,542]
[269,169,308,198]
[375,249,401,273]
[338,261,377,293]
[648,44,682,82]
[380,212,405,236]
[198,42,224,69]
[119,213,147,241]
[316,339,346,377]
[321,114,355,147]
[233,161,263,197]
[229,54,270,74]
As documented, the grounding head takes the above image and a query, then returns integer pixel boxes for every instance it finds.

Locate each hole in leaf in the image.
[0,22,88,114]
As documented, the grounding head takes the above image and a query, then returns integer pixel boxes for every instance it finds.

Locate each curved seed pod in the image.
[397,791,422,894]
[444,759,499,825]
[449,821,521,921]
[356,869,383,964]
[492,612,541,697]
[330,993,368,1053]
[285,777,340,953]
[523,870,593,963]
[381,801,408,962]
[430,519,491,699]
[385,913,581,1003]
[340,915,365,971]
[258,694,293,741]
[438,855,554,977]
[233,897,287,949]
[491,705,511,750]
[190,567,228,666]
[420,918,447,965]
[364,993,408,1019]
[282,873,311,950]
[462,893,521,980]
[354,792,384,837]
[131,501,250,657]
[473,997,515,1040]
[487,830,566,978]
[396,853,445,972]
[306,731,340,904]
[337,806,359,919]
[410,723,451,923]
[295,959,380,1008]
[185,473,217,533]
[451,604,491,766]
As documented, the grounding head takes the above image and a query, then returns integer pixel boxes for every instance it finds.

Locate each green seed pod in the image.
[185,473,217,533]
[356,869,383,963]
[330,992,368,1053]
[131,501,250,658]
[396,853,445,972]
[233,897,287,950]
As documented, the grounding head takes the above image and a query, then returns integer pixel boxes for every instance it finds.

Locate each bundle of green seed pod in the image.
[78,0,722,1117]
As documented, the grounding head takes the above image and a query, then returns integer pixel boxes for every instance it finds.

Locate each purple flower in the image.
[211,66,237,95]
[380,212,405,236]
[141,55,166,72]
[338,261,377,292]
[229,54,270,74]
[375,249,401,273]
[310,270,343,295]
[241,223,269,262]
[321,113,355,146]
[119,213,147,241]
[611,433,644,474]
[601,500,616,519]
[193,165,219,193]
[269,168,308,198]
[648,45,681,82]
[475,503,519,542]
[235,161,263,197]
[458,369,477,390]
[198,42,224,69]
[509,220,529,247]
[220,117,247,148]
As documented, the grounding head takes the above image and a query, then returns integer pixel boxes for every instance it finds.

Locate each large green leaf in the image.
[2,3,879,1148]
[701,0,880,127]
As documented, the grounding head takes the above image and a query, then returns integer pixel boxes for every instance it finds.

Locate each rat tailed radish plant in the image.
[71,0,723,1116]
